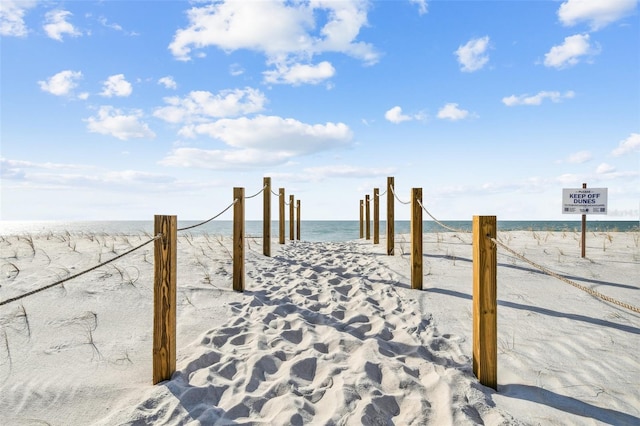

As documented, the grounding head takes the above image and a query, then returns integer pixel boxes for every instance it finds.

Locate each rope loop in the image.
[177,199,239,232]
[245,184,268,200]
[417,199,469,233]
[390,185,411,205]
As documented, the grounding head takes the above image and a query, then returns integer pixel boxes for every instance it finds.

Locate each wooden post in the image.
[373,188,380,244]
[472,215,497,390]
[581,183,587,258]
[387,177,394,255]
[263,177,271,257]
[410,188,423,290]
[365,194,371,240]
[359,200,364,238]
[289,194,295,241]
[233,187,245,292]
[279,188,285,244]
[153,214,177,385]
[296,200,301,240]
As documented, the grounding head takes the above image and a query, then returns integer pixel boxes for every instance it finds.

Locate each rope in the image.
[417,199,469,233]
[271,189,281,197]
[379,189,387,197]
[490,237,640,315]
[0,235,162,307]
[390,185,411,205]
[177,199,238,232]
[245,184,268,199]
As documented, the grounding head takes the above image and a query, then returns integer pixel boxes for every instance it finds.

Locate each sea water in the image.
[0,220,637,242]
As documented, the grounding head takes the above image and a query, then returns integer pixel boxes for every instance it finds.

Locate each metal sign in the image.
[562,188,608,215]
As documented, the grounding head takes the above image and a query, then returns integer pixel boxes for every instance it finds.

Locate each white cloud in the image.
[184,115,352,151]
[154,87,267,124]
[38,70,83,96]
[558,0,638,31]
[100,74,133,97]
[158,76,177,90]
[611,133,640,156]
[161,115,352,169]
[384,106,424,124]
[0,0,36,37]
[43,10,82,41]
[168,0,378,82]
[437,103,469,121]
[544,33,598,69]
[85,106,155,140]
[263,61,336,85]
[502,90,575,106]
[455,36,490,72]
[567,150,592,164]
[410,0,428,15]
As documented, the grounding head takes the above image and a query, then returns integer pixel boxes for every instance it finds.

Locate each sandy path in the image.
[100,240,516,425]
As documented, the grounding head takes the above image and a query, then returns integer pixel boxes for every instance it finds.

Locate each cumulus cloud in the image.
[263,61,336,85]
[182,115,352,151]
[168,1,378,85]
[158,76,177,90]
[161,115,352,169]
[85,106,155,140]
[544,34,599,69]
[611,133,640,156]
[558,0,638,31]
[437,103,469,121]
[0,0,37,37]
[455,36,490,72]
[38,70,83,96]
[384,106,424,124]
[154,87,267,124]
[100,74,133,97]
[502,90,575,106]
[43,9,82,41]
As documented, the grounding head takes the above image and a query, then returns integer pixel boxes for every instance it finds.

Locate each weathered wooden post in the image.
[365,194,371,240]
[289,194,295,241]
[472,215,497,390]
[387,177,394,255]
[279,188,285,244]
[263,177,271,257]
[359,200,364,238]
[296,199,301,241]
[410,188,423,290]
[153,214,176,385]
[373,188,380,244]
[233,187,245,292]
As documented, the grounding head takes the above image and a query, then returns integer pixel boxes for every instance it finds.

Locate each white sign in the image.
[562,188,608,215]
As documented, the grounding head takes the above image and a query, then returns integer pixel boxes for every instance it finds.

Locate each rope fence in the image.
[491,237,640,314]
[358,177,638,390]
[0,177,301,385]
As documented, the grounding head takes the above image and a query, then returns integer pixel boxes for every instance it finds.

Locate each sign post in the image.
[562,184,608,258]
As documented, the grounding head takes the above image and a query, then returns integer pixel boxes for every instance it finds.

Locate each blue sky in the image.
[1,0,638,221]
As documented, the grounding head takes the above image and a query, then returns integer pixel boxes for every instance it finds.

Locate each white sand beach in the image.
[0,230,638,425]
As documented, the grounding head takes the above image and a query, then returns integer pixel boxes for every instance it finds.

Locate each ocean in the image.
[0,220,637,242]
